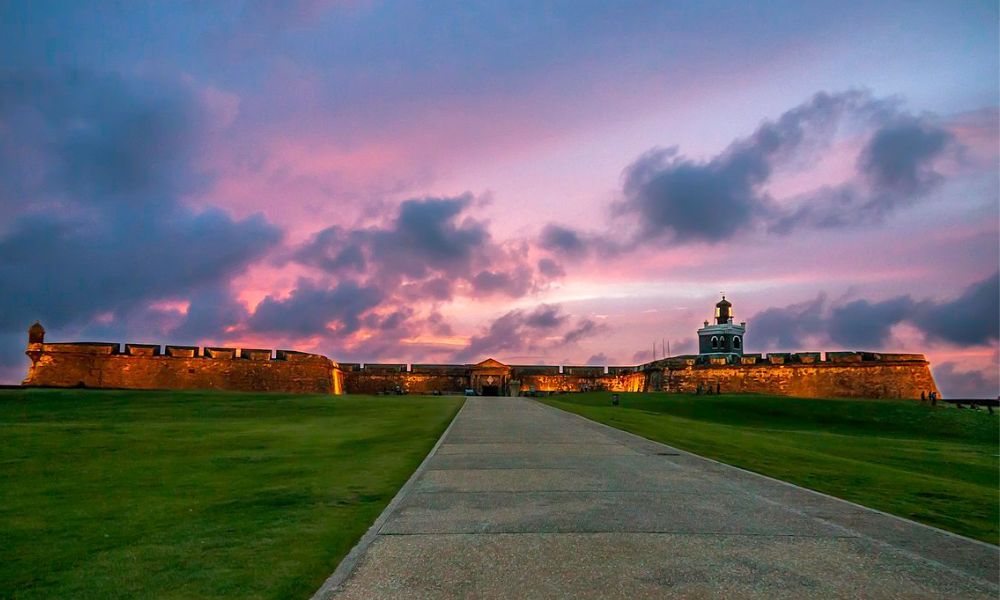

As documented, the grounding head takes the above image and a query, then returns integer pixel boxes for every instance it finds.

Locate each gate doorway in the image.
[469,358,512,397]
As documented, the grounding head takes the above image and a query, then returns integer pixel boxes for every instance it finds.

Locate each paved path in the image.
[320,397,998,599]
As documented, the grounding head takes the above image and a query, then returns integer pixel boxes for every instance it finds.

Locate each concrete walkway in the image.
[319,397,998,599]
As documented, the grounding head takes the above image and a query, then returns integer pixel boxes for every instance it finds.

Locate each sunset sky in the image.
[1,1,997,396]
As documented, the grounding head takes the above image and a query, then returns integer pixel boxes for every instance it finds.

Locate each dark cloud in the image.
[586,353,609,366]
[525,304,567,329]
[453,310,543,363]
[427,311,453,337]
[0,330,30,380]
[537,225,625,260]
[293,226,368,272]
[337,305,466,364]
[170,285,251,344]
[912,272,999,345]
[453,304,594,362]
[381,196,489,273]
[401,277,453,302]
[631,349,653,363]
[0,68,208,214]
[470,266,533,298]
[618,91,883,244]
[159,192,550,361]
[0,67,282,350]
[827,296,915,347]
[859,118,952,196]
[933,362,999,399]
[544,91,956,251]
[316,312,465,363]
[295,194,538,302]
[766,185,862,233]
[773,118,953,232]
[539,224,587,255]
[668,337,697,356]
[0,209,276,333]
[747,295,826,349]
[360,307,413,332]
[748,273,999,350]
[537,258,565,278]
[248,279,382,336]
[619,146,769,243]
[295,195,487,280]
[276,194,549,362]
[562,318,603,344]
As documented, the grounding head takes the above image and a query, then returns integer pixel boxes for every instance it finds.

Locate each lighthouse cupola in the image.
[698,294,746,362]
[715,295,733,324]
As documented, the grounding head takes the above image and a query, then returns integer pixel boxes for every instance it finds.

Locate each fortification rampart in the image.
[520,371,646,393]
[20,322,939,400]
[341,363,468,395]
[23,341,343,394]
[641,352,938,399]
[339,363,648,395]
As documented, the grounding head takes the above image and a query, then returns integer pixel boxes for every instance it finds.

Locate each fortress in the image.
[21,297,940,399]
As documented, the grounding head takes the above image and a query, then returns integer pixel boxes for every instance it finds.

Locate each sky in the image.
[0,0,997,397]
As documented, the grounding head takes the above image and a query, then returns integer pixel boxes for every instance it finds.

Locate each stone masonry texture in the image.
[23,330,938,399]
[23,342,343,394]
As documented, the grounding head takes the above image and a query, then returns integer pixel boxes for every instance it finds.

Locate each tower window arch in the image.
[710,336,719,350]
[733,336,742,350]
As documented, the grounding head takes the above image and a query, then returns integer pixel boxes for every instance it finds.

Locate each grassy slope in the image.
[0,389,462,599]
[540,392,999,544]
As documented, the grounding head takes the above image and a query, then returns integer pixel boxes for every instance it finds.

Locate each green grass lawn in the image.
[0,388,462,599]
[540,392,999,544]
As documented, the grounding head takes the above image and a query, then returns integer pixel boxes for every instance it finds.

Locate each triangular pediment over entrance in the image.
[472,358,509,369]
[470,358,511,396]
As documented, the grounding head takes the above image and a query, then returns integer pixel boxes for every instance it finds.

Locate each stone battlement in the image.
[639,351,928,370]
[27,341,332,363]
[339,363,634,375]
[20,324,938,400]
[23,336,342,394]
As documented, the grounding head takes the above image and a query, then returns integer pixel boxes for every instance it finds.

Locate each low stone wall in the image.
[341,365,650,395]
[521,372,647,393]
[23,342,343,394]
[601,372,648,392]
[342,370,468,394]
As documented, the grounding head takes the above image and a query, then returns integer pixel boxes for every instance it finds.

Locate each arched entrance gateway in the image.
[469,358,512,396]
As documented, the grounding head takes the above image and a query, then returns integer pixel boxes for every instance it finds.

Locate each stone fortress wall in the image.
[21,325,939,399]
[645,352,939,399]
[340,363,469,395]
[338,353,937,398]
[339,363,648,395]
[22,339,343,395]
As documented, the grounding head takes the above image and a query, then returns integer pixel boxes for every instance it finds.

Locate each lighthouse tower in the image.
[697,295,746,362]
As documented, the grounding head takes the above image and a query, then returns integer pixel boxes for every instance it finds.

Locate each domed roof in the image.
[716,295,732,308]
[28,321,45,344]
